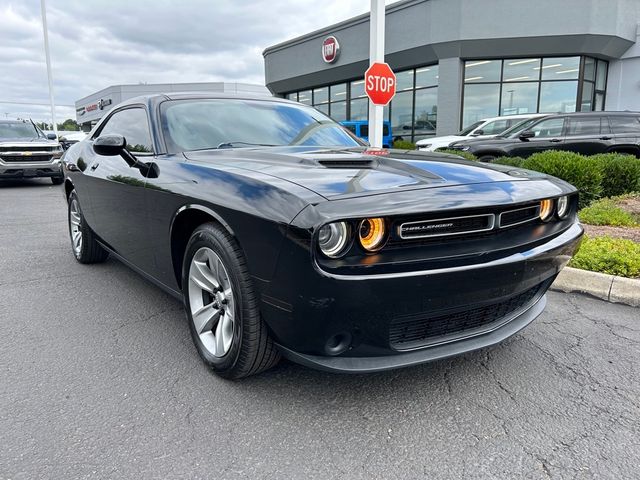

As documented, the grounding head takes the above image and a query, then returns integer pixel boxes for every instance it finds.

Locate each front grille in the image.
[1,155,52,163]
[389,281,546,349]
[398,213,494,239]
[499,205,540,228]
[0,146,56,153]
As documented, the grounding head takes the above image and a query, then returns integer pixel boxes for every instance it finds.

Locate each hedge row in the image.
[484,151,640,209]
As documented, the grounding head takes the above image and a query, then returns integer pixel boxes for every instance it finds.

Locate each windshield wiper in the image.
[216,141,279,149]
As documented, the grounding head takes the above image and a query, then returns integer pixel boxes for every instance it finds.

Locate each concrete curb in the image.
[551,267,640,307]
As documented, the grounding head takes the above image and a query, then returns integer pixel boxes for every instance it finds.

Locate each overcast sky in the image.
[0,0,389,124]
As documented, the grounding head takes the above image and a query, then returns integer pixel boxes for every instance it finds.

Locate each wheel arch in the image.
[169,204,236,290]
[605,145,640,158]
[64,178,75,200]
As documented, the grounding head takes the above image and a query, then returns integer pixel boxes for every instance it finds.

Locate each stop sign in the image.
[365,62,396,105]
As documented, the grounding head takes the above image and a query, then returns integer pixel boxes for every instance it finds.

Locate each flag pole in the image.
[40,0,57,137]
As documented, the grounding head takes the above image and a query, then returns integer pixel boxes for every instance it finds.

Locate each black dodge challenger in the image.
[61,93,583,378]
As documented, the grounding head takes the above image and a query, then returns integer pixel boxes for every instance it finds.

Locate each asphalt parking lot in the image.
[1,179,639,480]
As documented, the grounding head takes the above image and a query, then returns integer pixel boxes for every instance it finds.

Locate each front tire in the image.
[68,191,109,264]
[182,223,280,379]
[478,154,498,162]
[51,176,64,185]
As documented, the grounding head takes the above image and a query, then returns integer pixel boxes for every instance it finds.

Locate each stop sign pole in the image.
[368,0,385,148]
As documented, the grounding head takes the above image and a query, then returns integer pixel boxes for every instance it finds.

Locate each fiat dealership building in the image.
[262,0,640,141]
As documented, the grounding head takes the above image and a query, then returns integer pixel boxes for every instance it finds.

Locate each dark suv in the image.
[450,112,640,161]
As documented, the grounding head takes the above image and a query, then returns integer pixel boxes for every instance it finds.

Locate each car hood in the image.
[0,138,57,146]
[184,146,544,200]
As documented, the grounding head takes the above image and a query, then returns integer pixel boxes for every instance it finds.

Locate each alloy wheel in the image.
[188,247,235,357]
[69,199,83,256]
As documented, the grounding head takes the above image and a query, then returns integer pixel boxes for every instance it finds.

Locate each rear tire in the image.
[68,191,109,264]
[182,223,280,379]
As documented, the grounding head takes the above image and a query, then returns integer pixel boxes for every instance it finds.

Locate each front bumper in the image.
[0,159,63,179]
[260,221,583,373]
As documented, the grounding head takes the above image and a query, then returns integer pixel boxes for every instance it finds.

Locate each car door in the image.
[82,106,156,272]
[563,115,612,155]
[509,116,566,157]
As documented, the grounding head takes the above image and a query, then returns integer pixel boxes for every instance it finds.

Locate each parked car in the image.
[58,131,88,150]
[62,93,583,378]
[340,120,392,147]
[450,112,640,161]
[416,114,546,151]
[0,120,64,184]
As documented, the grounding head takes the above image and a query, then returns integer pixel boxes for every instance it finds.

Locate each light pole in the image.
[368,0,385,148]
[40,0,57,137]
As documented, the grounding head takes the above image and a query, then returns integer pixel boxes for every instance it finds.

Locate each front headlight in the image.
[556,195,570,219]
[318,222,350,258]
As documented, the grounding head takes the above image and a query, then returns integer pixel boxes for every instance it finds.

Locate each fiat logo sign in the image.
[322,36,340,63]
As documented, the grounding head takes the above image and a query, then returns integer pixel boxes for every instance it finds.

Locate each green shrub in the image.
[578,197,640,226]
[521,151,602,209]
[393,140,416,150]
[570,236,640,278]
[492,156,526,168]
[434,148,477,161]
[590,153,640,198]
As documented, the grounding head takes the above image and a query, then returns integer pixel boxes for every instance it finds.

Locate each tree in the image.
[57,119,80,131]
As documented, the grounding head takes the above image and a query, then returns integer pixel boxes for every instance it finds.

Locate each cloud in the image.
[0,0,381,124]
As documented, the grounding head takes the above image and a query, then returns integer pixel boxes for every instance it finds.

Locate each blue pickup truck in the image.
[340,120,392,148]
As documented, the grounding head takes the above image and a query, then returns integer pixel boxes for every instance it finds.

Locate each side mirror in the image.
[93,134,127,156]
[473,129,484,136]
[519,130,535,140]
[47,133,57,140]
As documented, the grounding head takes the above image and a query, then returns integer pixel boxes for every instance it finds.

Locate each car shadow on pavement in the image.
[0,178,57,188]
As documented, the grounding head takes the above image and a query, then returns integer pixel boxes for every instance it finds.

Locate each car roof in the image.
[480,113,547,122]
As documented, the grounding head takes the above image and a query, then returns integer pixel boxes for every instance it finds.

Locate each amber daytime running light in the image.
[539,199,554,221]
[359,217,387,252]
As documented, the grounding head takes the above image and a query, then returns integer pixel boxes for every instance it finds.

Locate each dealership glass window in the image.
[413,88,438,141]
[330,83,347,102]
[500,82,538,115]
[539,81,578,112]
[314,104,329,115]
[502,58,541,82]
[462,56,607,128]
[462,83,500,127]
[297,90,312,105]
[286,93,297,101]
[350,97,368,121]
[313,87,328,105]
[330,101,347,122]
[415,66,439,89]
[350,79,366,99]
[390,90,414,139]
[540,57,580,80]
[396,70,414,92]
[464,60,501,83]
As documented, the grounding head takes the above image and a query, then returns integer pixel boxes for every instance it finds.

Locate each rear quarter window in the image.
[610,116,640,134]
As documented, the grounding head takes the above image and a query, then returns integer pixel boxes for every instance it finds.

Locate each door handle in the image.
[549,139,562,143]
[600,136,612,140]
[90,162,100,171]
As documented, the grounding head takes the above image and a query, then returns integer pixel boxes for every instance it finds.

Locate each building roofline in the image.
[262,0,425,57]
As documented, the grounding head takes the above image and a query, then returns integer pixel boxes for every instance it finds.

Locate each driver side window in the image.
[98,108,154,154]
[529,118,565,138]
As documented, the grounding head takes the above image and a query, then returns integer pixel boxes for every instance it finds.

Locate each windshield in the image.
[161,99,361,152]
[0,121,42,140]
[501,118,542,138]
[457,121,484,136]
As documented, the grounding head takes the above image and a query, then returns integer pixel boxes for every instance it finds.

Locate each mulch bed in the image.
[582,224,640,243]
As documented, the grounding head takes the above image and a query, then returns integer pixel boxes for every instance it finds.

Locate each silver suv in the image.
[0,120,64,184]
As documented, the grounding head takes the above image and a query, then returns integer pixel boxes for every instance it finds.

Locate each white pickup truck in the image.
[0,120,64,184]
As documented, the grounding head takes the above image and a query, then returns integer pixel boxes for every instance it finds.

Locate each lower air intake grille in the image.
[389,281,546,349]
